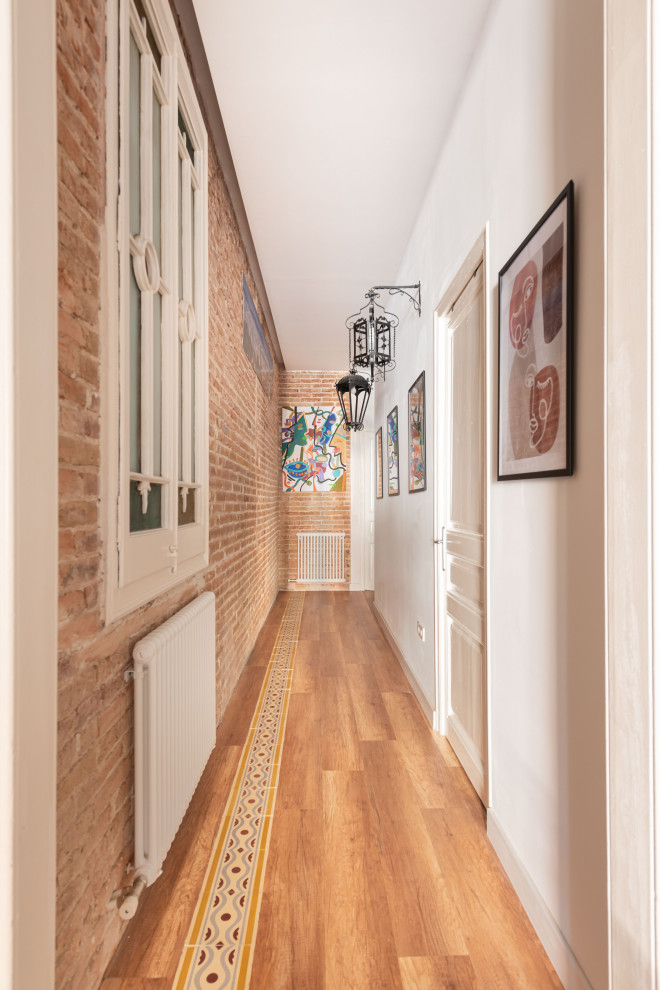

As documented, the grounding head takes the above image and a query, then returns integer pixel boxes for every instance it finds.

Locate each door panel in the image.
[443,265,486,801]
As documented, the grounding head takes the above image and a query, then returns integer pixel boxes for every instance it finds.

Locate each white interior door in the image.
[438,261,487,802]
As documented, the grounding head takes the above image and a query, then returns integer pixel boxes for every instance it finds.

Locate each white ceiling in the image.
[193,0,493,370]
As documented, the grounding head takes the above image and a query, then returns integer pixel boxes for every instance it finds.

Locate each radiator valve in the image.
[118,874,147,920]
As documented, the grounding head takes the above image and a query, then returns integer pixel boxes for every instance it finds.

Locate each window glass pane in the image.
[129,263,141,473]
[153,291,162,476]
[152,90,161,261]
[178,488,195,526]
[178,107,195,160]
[129,33,141,236]
[191,183,195,310]
[178,337,183,480]
[130,480,162,531]
[178,154,183,300]
[191,340,195,482]
[133,0,162,71]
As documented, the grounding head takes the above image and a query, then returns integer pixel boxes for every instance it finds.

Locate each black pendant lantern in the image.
[336,283,421,433]
[335,371,371,432]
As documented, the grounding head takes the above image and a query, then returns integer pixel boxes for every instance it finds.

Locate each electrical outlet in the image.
[417,621,425,642]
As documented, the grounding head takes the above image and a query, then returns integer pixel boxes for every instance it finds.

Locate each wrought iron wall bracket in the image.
[370,282,421,315]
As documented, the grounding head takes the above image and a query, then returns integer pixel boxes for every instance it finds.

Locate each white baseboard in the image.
[486,810,594,990]
[370,601,434,725]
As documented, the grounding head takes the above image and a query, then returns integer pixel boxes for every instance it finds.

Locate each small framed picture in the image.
[498,181,574,479]
[375,427,383,499]
[387,406,399,496]
[408,371,426,493]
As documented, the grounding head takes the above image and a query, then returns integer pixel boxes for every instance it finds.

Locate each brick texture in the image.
[279,371,351,589]
[56,2,281,987]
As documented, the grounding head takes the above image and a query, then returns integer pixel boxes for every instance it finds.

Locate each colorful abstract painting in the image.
[498,182,573,479]
[282,405,347,492]
[387,406,399,496]
[408,372,426,493]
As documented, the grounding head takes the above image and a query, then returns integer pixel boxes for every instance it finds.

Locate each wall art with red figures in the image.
[498,181,574,479]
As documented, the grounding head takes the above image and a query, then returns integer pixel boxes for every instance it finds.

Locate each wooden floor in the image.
[101,591,562,990]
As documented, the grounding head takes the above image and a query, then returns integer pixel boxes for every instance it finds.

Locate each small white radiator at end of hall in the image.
[131,590,216,888]
[297,531,345,583]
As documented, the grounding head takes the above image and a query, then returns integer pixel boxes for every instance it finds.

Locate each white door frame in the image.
[1,0,59,986]
[605,0,659,985]
[433,228,491,806]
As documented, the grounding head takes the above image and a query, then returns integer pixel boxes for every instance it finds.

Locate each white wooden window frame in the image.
[104,0,209,622]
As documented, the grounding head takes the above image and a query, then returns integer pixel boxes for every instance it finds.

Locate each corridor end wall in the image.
[279,371,352,589]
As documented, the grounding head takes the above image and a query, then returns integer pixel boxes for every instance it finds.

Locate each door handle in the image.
[434,526,446,571]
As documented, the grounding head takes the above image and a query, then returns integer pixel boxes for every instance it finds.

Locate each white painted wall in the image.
[374,0,607,986]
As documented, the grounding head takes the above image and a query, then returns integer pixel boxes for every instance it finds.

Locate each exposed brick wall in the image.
[279,371,351,589]
[56,2,281,987]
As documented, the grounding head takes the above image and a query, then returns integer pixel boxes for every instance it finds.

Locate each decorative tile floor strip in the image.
[172,593,305,990]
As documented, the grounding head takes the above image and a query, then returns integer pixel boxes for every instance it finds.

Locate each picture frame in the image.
[408,371,426,493]
[375,427,383,499]
[387,406,399,496]
[497,181,574,480]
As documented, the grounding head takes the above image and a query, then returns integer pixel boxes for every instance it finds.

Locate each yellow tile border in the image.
[172,593,304,990]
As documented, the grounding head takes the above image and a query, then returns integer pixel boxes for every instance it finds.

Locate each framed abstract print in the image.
[376,427,383,499]
[387,406,399,495]
[281,405,347,492]
[498,181,574,480]
[408,371,426,493]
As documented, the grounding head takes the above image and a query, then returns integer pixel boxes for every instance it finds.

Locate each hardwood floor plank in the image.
[454,862,563,988]
[360,740,422,822]
[398,954,477,990]
[321,676,363,771]
[322,770,403,990]
[434,733,462,768]
[422,806,495,877]
[372,809,468,958]
[278,690,322,811]
[383,692,472,811]
[369,645,413,693]
[290,639,322,694]
[250,808,324,990]
[345,663,396,741]
[297,607,320,643]
[423,811,562,988]
[316,632,348,678]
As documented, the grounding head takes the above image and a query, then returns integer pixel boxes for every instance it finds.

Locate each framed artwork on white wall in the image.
[497,181,574,480]
[387,406,399,495]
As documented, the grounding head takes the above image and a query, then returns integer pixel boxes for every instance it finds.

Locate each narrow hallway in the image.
[101,592,561,989]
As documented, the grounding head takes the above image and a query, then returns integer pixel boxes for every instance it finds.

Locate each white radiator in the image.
[297,531,345,583]
[132,591,216,885]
